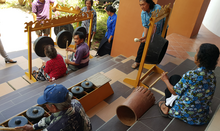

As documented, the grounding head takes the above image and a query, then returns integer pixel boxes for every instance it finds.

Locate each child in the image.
[34,45,67,82]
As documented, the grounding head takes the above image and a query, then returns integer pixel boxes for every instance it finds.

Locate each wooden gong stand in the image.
[24,7,94,81]
[123,4,172,96]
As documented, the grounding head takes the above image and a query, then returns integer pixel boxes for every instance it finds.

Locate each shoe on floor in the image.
[5,59,17,63]
[131,62,139,69]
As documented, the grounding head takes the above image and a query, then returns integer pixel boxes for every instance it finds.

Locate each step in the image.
[0,55,126,124]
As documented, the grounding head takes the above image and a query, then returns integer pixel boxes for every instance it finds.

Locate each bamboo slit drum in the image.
[116,87,155,126]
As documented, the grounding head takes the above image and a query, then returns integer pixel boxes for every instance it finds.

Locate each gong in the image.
[56,30,72,49]
[74,26,87,38]
[54,24,74,36]
[81,81,94,93]
[145,34,169,64]
[8,116,28,127]
[33,36,54,57]
[71,86,84,99]
[26,106,45,119]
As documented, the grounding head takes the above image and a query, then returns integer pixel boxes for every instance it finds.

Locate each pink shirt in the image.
[32,0,54,21]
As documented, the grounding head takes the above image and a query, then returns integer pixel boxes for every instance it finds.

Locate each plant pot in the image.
[0,0,6,3]
[18,0,26,6]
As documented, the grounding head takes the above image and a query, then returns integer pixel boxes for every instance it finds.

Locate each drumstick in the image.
[66,40,68,68]
[151,87,165,96]
[90,33,95,43]
[66,40,68,59]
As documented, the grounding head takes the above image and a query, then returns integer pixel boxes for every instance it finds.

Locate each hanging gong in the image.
[56,30,72,49]
[33,36,54,57]
[26,106,45,119]
[8,116,28,127]
[74,26,87,38]
[145,34,169,64]
[54,24,74,36]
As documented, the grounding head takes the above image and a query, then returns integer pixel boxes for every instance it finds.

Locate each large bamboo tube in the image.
[116,86,155,126]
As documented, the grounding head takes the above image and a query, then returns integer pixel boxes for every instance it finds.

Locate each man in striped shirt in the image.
[32,0,57,37]
[65,31,90,71]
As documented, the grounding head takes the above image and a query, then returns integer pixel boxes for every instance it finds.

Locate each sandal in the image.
[158,101,169,118]
[32,70,38,81]
[131,62,140,69]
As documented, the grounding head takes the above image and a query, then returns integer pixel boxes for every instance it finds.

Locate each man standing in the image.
[65,31,90,71]
[32,0,57,37]
[16,84,92,131]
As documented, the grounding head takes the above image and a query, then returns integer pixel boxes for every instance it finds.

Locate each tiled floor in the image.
[166,24,220,67]
[0,22,220,130]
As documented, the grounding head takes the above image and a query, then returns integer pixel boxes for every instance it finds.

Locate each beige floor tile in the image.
[118,70,144,88]
[8,77,30,90]
[0,83,14,97]
[103,68,127,85]
[89,50,97,57]
[0,56,26,70]
[22,75,36,84]
[121,56,136,63]
[16,56,28,70]
[206,107,220,131]
[160,54,184,66]
[0,60,16,70]
[170,57,184,66]
[96,96,126,122]
[55,47,68,57]
[32,58,44,68]
[86,101,109,118]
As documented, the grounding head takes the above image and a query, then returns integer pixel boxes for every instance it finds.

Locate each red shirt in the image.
[44,54,67,79]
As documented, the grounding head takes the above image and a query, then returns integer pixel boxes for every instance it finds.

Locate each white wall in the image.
[203,0,220,37]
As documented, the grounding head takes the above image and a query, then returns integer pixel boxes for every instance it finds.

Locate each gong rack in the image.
[32,3,81,37]
[0,73,113,131]
[123,4,172,96]
[25,9,94,81]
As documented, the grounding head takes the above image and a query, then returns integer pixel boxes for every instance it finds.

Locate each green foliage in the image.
[94,9,108,41]
[0,0,110,49]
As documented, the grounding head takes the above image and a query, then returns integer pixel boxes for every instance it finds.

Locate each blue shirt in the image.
[141,4,164,36]
[81,7,97,33]
[105,13,117,39]
[169,67,216,125]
